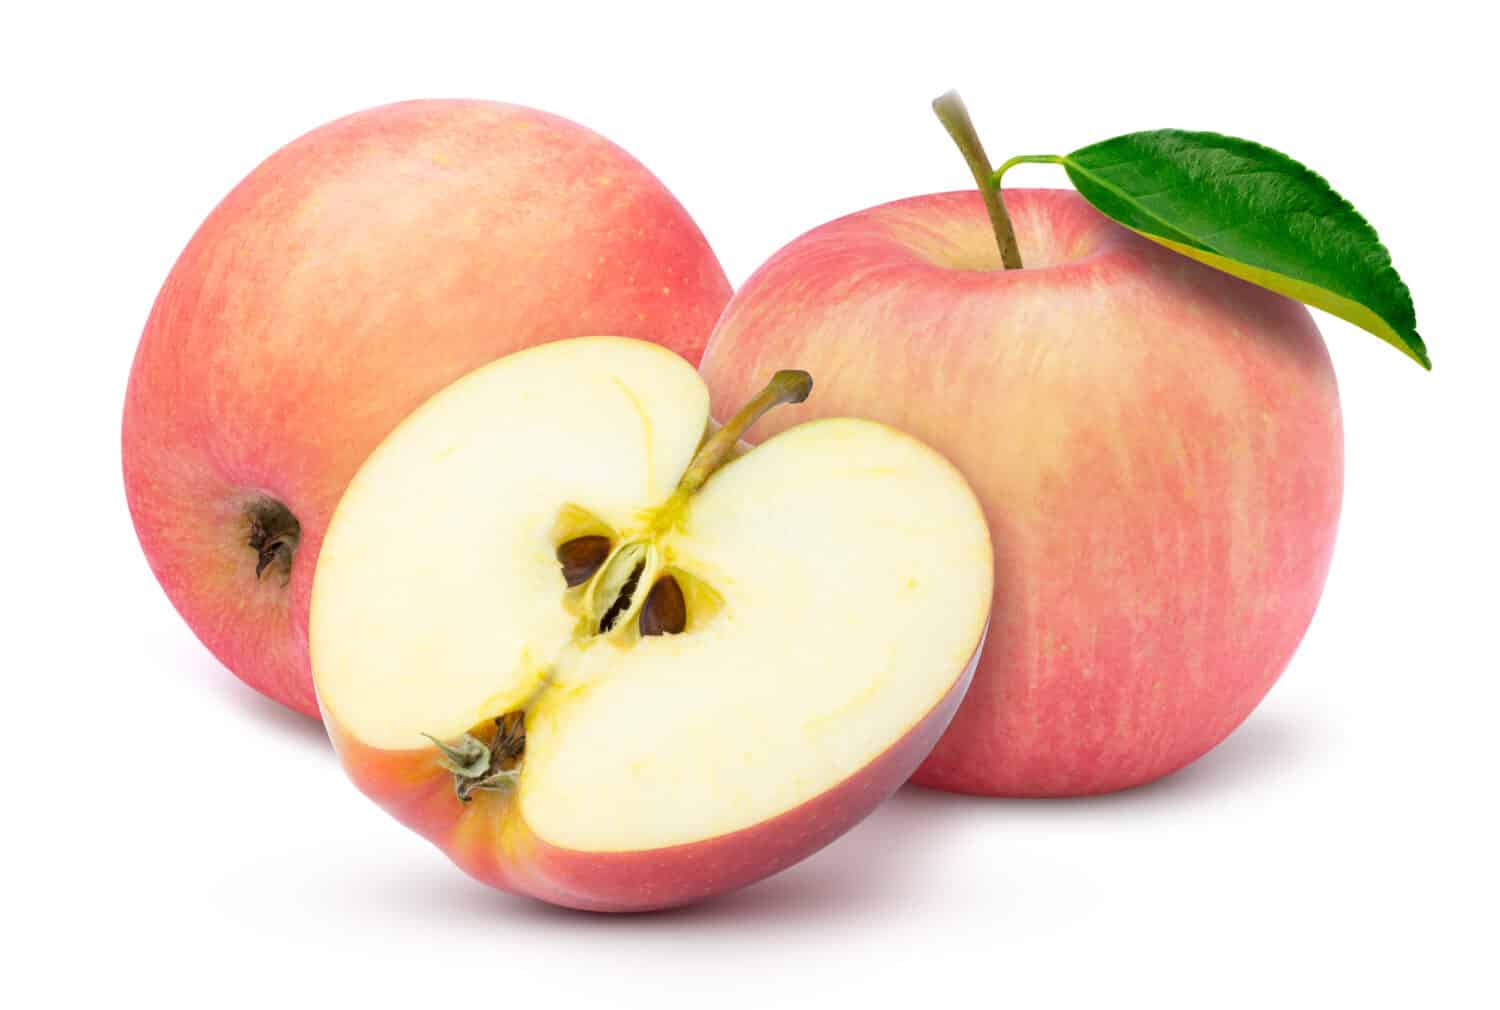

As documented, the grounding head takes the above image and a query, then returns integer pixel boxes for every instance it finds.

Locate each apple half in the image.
[311,337,992,911]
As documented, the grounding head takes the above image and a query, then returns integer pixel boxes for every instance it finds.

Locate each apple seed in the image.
[556,535,612,587]
[639,575,687,636]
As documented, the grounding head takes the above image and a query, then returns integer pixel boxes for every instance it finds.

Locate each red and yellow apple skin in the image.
[700,189,1343,797]
[323,638,981,912]
[122,100,731,717]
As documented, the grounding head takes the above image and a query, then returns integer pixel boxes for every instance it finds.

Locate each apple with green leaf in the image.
[309,337,993,910]
[700,92,1428,796]
[122,100,731,717]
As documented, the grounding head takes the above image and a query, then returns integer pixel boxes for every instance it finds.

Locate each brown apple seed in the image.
[640,575,687,637]
[556,535,611,587]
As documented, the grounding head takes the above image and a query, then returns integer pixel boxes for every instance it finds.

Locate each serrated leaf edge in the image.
[1142,233,1430,369]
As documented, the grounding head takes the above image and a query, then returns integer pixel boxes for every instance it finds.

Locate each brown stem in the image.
[932,90,1023,269]
[674,370,812,499]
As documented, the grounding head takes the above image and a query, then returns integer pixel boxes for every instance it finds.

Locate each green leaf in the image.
[1014,131,1429,368]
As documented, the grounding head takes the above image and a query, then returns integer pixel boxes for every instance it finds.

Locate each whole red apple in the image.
[123,100,731,716]
[700,188,1342,796]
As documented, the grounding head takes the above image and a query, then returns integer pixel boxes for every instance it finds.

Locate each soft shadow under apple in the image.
[322,708,1321,926]
[195,654,331,756]
[315,783,974,932]
[906,705,1327,815]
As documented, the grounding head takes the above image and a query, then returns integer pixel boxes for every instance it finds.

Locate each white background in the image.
[7,1,1496,1005]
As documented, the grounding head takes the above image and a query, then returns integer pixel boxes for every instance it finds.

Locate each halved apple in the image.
[311,337,993,911]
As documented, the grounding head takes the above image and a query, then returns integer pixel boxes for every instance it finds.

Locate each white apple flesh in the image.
[311,337,993,909]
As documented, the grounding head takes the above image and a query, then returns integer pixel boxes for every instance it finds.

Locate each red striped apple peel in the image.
[122,100,731,717]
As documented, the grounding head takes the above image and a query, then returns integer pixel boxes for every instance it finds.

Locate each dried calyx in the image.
[424,711,526,803]
[245,497,300,583]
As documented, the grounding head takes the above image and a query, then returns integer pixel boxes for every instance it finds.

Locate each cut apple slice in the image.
[311,336,992,911]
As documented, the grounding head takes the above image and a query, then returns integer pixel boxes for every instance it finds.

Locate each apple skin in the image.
[325,634,982,912]
[122,100,731,717]
[699,188,1342,797]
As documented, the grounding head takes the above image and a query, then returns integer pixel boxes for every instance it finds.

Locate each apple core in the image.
[421,367,818,804]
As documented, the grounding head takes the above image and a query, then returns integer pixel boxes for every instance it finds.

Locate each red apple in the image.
[699,187,1342,796]
[123,100,731,716]
[310,338,993,910]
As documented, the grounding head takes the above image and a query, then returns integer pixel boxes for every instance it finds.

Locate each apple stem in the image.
[932,90,1023,270]
[673,370,813,500]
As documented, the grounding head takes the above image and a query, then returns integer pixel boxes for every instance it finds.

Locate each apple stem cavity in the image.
[244,497,300,584]
[932,90,1024,270]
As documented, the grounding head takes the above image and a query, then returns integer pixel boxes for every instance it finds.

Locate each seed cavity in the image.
[588,540,657,636]
[555,523,707,641]
[639,575,687,636]
[599,563,645,634]
[556,535,612,588]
